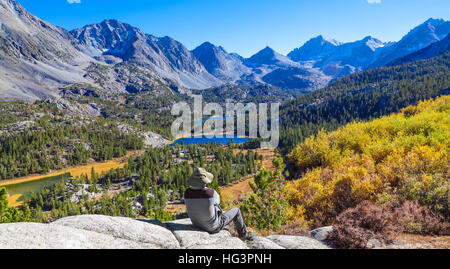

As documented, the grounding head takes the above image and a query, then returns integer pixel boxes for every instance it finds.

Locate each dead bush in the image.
[326,201,400,249]
[394,201,450,236]
[326,200,450,249]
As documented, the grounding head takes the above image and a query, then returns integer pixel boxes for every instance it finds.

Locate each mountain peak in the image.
[288,35,341,62]
[403,18,449,43]
[387,33,450,66]
[309,35,340,45]
[198,41,216,48]
[315,35,324,40]
[97,19,138,31]
[370,18,449,67]
[192,42,249,82]
[359,36,384,50]
[100,19,123,24]
[309,35,326,42]
[261,46,275,53]
[249,46,279,60]
[195,41,226,53]
[245,46,295,68]
[410,18,448,35]
[423,18,445,26]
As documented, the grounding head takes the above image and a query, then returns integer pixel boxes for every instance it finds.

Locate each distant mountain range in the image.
[287,18,449,77]
[387,34,450,66]
[0,0,449,101]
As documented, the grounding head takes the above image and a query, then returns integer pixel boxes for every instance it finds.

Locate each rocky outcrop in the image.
[52,215,180,249]
[265,235,330,249]
[0,215,332,249]
[165,218,248,249]
[118,124,170,148]
[247,236,286,249]
[141,131,171,148]
[0,222,160,249]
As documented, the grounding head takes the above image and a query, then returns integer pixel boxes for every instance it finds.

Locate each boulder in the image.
[52,215,180,249]
[141,131,171,148]
[247,236,285,249]
[366,239,383,249]
[265,235,330,249]
[310,226,333,242]
[165,218,248,249]
[0,222,159,249]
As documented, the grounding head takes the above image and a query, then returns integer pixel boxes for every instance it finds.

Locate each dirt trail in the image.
[220,148,276,205]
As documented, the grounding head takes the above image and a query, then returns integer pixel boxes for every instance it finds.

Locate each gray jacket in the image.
[185,188,223,233]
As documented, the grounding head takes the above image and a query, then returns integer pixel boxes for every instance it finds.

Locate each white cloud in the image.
[67,0,81,4]
[367,0,381,3]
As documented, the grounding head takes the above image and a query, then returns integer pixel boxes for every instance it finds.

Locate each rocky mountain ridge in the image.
[72,19,222,91]
[370,18,450,67]
[0,0,92,100]
[0,0,449,101]
[388,33,450,66]
[287,18,450,77]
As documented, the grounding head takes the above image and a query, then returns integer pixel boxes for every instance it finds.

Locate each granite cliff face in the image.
[0,215,331,249]
[71,20,222,90]
[0,0,92,100]
[191,42,251,82]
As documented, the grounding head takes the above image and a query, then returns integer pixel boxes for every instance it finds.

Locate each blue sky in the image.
[16,0,450,57]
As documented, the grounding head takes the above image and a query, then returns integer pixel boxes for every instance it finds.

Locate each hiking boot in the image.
[240,232,257,241]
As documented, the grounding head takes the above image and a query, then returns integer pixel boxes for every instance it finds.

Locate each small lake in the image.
[171,136,250,146]
[173,116,250,146]
[4,173,71,202]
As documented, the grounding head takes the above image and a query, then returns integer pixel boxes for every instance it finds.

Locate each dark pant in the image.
[219,208,248,237]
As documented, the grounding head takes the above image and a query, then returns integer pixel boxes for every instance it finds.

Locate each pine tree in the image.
[240,155,290,231]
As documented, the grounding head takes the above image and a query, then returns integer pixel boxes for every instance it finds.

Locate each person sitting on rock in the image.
[184,167,255,241]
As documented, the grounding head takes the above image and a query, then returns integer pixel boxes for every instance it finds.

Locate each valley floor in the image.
[221,148,276,204]
[164,148,277,214]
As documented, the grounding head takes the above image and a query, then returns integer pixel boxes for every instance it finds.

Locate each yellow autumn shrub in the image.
[286,96,450,227]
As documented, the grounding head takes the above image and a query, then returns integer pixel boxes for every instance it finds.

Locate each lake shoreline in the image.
[1,150,144,193]
[169,130,253,145]
[3,150,144,207]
